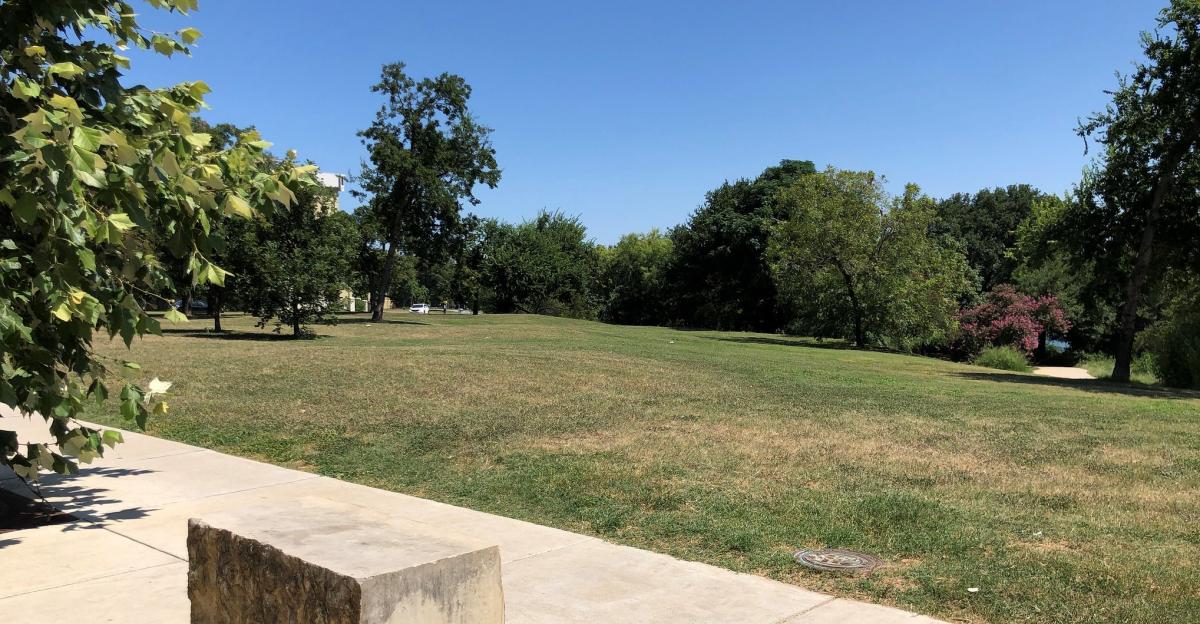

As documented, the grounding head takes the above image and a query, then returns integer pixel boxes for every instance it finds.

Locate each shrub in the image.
[973,346,1032,372]
[956,285,1070,356]
[1078,353,1161,385]
[1140,309,1200,389]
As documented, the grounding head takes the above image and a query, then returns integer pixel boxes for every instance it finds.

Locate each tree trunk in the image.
[211,289,223,332]
[372,241,399,322]
[292,301,302,338]
[1111,110,1200,382]
[834,258,866,348]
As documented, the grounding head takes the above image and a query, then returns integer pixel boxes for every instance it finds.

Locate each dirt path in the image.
[1032,366,1095,380]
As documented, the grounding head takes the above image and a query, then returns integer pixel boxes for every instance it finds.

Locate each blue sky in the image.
[126,0,1160,244]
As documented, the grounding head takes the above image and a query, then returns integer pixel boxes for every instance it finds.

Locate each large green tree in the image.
[1073,0,1200,382]
[599,229,674,325]
[666,159,815,331]
[354,62,500,322]
[1,0,307,478]
[1012,193,1119,353]
[482,212,601,317]
[226,179,358,337]
[769,169,973,349]
[935,184,1045,290]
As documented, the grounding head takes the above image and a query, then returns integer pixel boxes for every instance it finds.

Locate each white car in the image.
[409,303,430,314]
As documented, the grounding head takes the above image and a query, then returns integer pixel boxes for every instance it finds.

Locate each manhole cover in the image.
[793,548,881,574]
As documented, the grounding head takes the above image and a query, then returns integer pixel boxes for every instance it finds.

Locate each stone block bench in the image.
[187,496,504,623]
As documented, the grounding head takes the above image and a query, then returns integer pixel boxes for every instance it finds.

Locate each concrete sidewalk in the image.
[1,409,944,623]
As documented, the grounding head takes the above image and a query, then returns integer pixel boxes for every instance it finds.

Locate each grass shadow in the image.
[952,371,1199,400]
[336,317,430,326]
[712,335,856,351]
[160,329,320,341]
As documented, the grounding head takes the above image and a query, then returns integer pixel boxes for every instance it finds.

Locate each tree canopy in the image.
[226,176,358,337]
[598,230,674,325]
[481,212,600,317]
[935,185,1044,290]
[666,159,815,331]
[768,169,973,349]
[354,62,500,322]
[1070,0,1200,381]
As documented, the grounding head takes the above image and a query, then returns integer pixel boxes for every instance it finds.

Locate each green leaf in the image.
[52,302,72,321]
[188,81,212,99]
[102,430,124,449]
[184,133,212,149]
[107,213,136,231]
[202,262,228,287]
[178,27,202,44]
[223,194,252,218]
[48,62,84,78]
[122,361,141,370]
[164,308,188,324]
[12,195,38,224]
[12,78,41,100]
[151,35,176,56]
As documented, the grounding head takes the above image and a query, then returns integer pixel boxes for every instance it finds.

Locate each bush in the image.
[1140,310,1200,389]
[1078,353,1161,385]
[956,285,1070,356]
[973,346,1032,372]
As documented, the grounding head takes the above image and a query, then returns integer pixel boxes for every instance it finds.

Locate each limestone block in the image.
[187,496,503,623]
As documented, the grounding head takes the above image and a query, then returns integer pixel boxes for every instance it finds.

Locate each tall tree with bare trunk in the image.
[354,63,500,322]
[1075,0,1200,382]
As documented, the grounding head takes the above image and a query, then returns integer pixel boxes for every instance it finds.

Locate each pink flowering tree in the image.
[957,285,1071,356]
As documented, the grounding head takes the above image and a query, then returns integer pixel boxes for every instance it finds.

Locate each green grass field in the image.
[86,313,1200,623]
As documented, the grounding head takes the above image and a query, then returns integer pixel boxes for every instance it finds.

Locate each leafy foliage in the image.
[226,178,357,337]
[598,230,673,325]
[934,185,1045,290]
[1071,0,1200,381]
[972,345,1032,372]
[481,212,601,317]
[354,62,500,321]
[768,169,973,349]
[1138,276,1200,388]
[665,159,815,331]
[0,0,307,478]
[1011,194,1118,353]
[956,285,1070,355]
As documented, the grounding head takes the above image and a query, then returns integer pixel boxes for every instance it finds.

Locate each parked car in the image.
[409,303,430,314]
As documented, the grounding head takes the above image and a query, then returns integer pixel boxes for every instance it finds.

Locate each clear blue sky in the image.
[126,0,1160,244]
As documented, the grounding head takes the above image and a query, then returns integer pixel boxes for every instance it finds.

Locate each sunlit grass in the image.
[1079,353,1161,385]
[87,312,1200,624]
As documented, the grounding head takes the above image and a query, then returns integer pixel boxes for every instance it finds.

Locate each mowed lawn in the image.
[86,313,1199,623]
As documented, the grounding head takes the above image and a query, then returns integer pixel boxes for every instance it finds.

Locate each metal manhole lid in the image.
[793,548,881,574]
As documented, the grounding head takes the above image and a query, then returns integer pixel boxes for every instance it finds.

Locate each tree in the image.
[482,212,601,317]
[1012,194,1118,353]
[666,159,815,331]
[226,179,358,337]
[768,169,973,349]
[599,230,674,325]
[1139,273,1200,387]
[934,184,1045,290]
[1,0,306,478]
[154,118,252,331]
[354,62,500,322]
[1074,0,1200,382]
